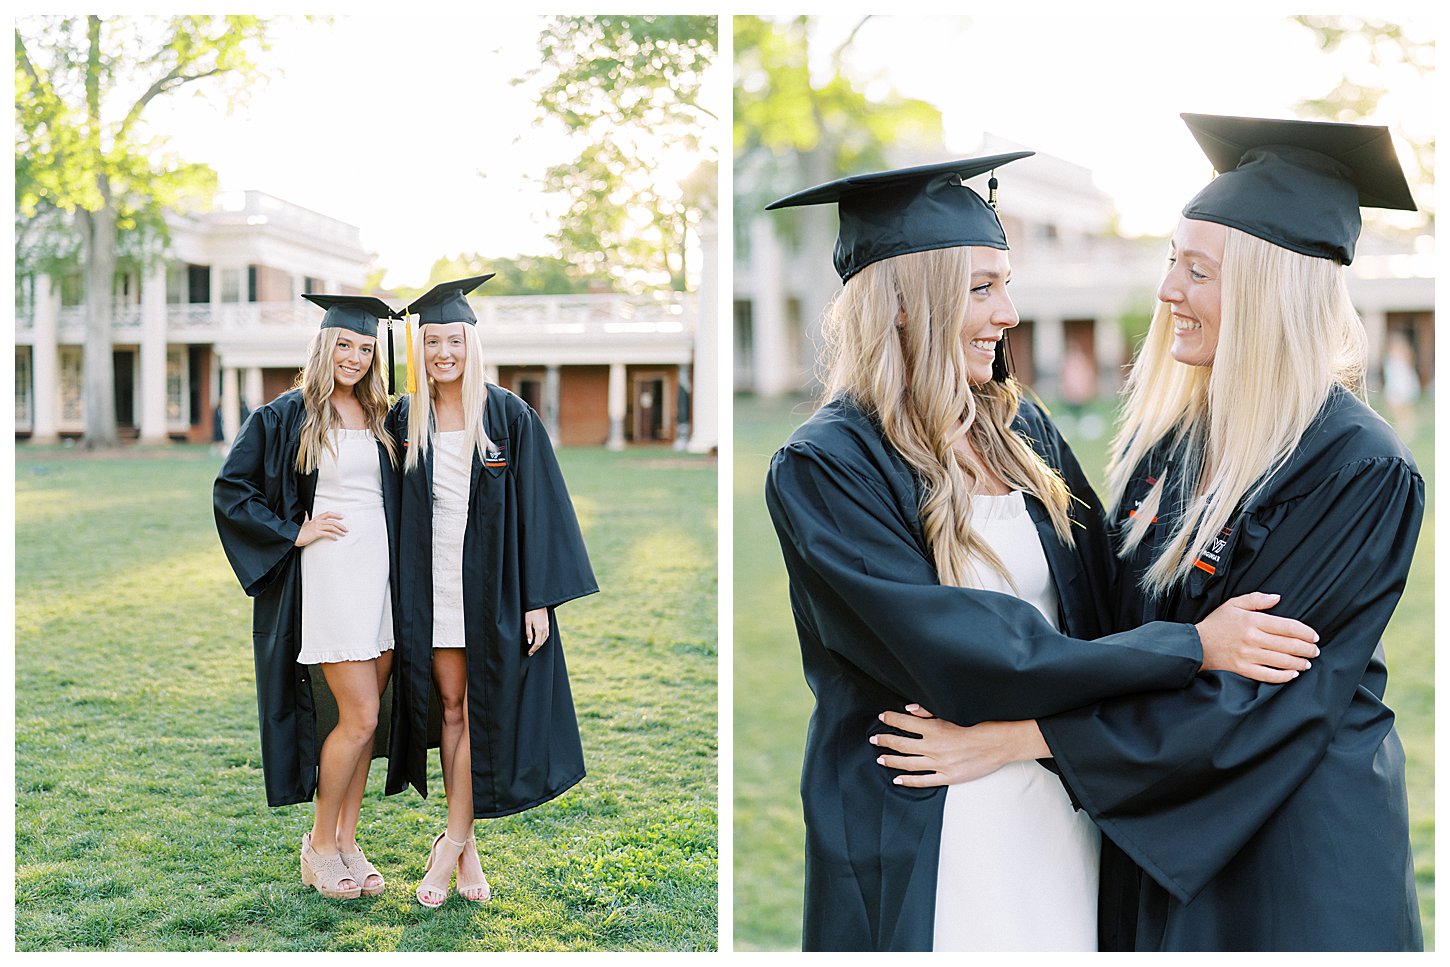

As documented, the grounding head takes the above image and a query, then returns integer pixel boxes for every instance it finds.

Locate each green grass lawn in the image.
[15,444,717,952]
[733,391,1435,951]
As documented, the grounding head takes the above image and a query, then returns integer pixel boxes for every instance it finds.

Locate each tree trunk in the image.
[80,204,119,448]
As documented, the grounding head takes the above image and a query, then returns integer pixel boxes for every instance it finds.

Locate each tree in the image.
[15,15,276,447]
[1292,16,1434,220]
[397,252,611,302]
[529,15,717,292]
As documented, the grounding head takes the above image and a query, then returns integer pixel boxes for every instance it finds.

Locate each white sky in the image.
[805,12,1435,236]
[142,15,673,290]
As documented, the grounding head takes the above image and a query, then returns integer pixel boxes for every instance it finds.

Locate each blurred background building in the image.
[14,190,717,452]
[735,132,1434,401]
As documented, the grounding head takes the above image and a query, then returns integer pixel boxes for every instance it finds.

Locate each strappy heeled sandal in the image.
[455,835,492,903]
[339,844,385,897]
[416,831,465,908]
[301,831,362,900]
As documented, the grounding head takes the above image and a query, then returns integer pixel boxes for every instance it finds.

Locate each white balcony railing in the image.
[30,292,696,344]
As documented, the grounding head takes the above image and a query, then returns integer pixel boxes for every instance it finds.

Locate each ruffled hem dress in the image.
[932,490,1100,952]
[297,428,394,664]
[431,430,471,649]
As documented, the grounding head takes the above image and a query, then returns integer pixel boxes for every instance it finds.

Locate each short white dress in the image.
[932,490,1100,952]
[298,428,394,664]
[431,430,471,649]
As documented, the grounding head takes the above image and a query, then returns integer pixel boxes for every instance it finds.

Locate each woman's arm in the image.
[213,407,304,597]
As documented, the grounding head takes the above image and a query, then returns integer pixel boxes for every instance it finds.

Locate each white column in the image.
[688,215,718,454]
[138,264,169,444]
[244,366,264,412]
[543,364,562,446]
[29,274,61,444]
[750,216,794,396]
[221,365,241,447]
[606,361,627,451]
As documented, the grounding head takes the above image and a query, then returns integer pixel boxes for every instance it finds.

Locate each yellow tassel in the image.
[405,318,417,395]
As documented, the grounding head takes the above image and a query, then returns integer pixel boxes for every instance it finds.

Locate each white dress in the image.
[298,428,394,664]
[431,430,471,649]
[932,490,1100,952]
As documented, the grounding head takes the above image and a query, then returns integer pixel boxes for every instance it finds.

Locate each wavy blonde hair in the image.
[294,327,398,474]
[822,246,1076,590]
[1106,226,1366,593]
[403,322,496,474]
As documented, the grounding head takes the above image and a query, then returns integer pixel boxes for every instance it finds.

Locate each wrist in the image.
[1004,720,1049,762]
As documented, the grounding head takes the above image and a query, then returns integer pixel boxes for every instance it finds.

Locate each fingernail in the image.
[1304,662,1312,671]
[905,704,919,711]
[892,776,903,785]
[876,756,885,765]
[1291,670,1299,678]
[878,712,886,722]
[868,735,878,745]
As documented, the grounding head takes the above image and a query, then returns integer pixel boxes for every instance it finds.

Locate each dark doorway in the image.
[113,349,136,428]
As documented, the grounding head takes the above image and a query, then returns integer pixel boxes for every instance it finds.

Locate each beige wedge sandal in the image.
[300,831,362,900]
[339,845,385,897]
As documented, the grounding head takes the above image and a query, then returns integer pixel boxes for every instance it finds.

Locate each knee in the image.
[337,704,379,745]
[439,693,467,731]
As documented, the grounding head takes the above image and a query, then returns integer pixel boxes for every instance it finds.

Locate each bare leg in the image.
[309,658,381,885]
[419,649,486,899]
[336,650,393,850]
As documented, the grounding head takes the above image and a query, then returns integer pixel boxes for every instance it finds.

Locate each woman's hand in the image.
[1195,591,1320,684]
[871,705,1049,787]
[525,608,550,656]
[294,511,347,547]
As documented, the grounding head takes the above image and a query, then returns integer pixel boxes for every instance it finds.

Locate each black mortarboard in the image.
[765,152,1034,283]
[1180,113,1416,265]
[401,274,496,325]
[301,294,400,337]
[301,293,403,393]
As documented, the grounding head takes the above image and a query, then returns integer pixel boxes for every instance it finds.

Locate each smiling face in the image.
[961,246,1019,385]
[331,331,377,388]
[1160,217,1226,367]
[423,322,468,384]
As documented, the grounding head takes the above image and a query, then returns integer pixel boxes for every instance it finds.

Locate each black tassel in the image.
[988,171,999,211]
[386,319,396,396]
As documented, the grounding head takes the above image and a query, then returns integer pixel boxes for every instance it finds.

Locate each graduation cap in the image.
[765,152,1034,284]
[398,274,495,393]
[1179,113,1416,265]
[401,273,496,325]
[301,294,404,393]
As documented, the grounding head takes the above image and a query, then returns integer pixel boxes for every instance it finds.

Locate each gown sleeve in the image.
[765,440,1204,727]
[511,404,600,611]
[213,407,302,598]
[1038,456,1424,902]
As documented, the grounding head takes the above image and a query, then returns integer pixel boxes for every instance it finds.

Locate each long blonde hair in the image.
[294,327,398,474]
[822,246,1076,589]
[1106,226,1366,593]
[403,322,495,474]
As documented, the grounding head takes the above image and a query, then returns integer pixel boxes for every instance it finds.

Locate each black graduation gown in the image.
[384,385,598,818]
[764,395,1205,952]
[213,389,402,807]
[1039,386,1423,951]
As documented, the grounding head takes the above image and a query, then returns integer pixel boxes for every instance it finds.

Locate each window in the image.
[16,348,32,426]
[167,347,189,423]
[60,347,83,422]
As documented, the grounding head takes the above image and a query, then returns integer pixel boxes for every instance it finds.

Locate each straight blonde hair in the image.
[1106,226,1366,593]
[822,246,1076,590]
[403,322,496,474]
[294,327,398,474]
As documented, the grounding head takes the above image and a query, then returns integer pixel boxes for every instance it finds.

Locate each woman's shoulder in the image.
[1263,384,1419,504]
[252,388,306,429]
[771,396,911,498]
[486,382,532,424]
